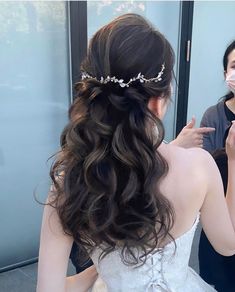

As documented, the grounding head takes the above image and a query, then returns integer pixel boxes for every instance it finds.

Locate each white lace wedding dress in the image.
[91,214,216,291]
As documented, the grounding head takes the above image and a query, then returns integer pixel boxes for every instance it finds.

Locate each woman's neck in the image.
[225,96,235,113]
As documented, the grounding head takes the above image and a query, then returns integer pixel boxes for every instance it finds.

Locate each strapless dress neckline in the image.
[91,213,216,291]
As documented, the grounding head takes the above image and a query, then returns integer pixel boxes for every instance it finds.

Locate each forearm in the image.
[226,160,235,229]
[66,265,98,292]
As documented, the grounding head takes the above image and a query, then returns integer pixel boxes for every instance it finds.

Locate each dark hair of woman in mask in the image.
[223,40,235,101]
[49,13,175,265]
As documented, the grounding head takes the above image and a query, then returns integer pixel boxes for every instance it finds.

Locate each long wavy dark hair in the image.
[50,13,175,265]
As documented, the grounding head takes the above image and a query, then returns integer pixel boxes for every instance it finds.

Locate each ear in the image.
[148,97,163,118]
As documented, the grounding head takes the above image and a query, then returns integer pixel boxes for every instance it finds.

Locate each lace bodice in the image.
[90,215,216,291]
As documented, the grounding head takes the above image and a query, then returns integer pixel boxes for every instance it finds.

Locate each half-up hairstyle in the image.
[50,13,175,265]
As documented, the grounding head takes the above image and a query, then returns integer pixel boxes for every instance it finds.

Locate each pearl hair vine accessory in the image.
[81,64,165,88]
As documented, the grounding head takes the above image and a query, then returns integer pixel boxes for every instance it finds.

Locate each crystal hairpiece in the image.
[81,64,165,88]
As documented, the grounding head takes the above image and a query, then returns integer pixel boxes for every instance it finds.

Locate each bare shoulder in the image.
[158,144,215,219]
[186,147,217,172]
[166,144,215,168]
[163,144,217,188]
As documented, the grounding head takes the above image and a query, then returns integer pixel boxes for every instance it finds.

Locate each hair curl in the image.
[50,13,175,265]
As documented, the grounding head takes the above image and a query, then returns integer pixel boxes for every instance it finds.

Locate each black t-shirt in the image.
[224,102,235,122]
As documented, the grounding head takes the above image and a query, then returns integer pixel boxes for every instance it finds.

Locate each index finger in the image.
[196,127,215,134]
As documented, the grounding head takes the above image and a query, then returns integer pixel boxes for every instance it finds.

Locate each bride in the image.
[37,14,235,292]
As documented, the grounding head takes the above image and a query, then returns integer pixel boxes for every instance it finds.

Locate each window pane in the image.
[0,1,70,269]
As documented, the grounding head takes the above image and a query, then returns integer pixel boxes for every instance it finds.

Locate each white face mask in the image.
[226,69,235,94]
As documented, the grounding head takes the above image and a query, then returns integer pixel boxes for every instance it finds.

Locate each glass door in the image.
[0,1,71,271]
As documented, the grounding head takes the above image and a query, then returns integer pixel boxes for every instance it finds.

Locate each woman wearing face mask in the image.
[199,40,235,292]
[199,127,235,292]
[200,40,235,153]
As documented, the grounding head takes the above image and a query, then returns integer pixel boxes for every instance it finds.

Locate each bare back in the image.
[158,142,235,256]
[158,143,206,243]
